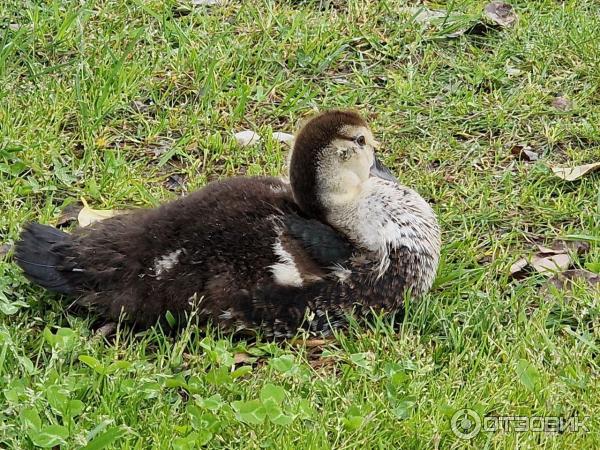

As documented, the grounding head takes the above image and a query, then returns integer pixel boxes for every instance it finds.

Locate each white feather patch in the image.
[325,177,440,280]
[154,249,183,279]
[270,239,303,287]
[270,185,287,194]
[331,265,352,283]
[218,309,233,320]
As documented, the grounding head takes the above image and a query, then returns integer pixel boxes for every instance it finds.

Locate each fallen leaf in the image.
[78,198,126,228]
[477,254,493,264]
[272,132,294,146]
[164,174,187,193]
[174,0,221,15]
[536,244,556,254]
[56,201,83,227]
[131,99,154,114]
[509,257,529,278]
[333,77,350,84]
[233,352,256,365]
[294,339,330,348]
[551,96,572,111]
[401,7,469,38]
[404,7,446,25]
[511,145,539,162]
[290,337,334,348]
[95,322,117,338]
[510,238,591,280]
[9,24,21,31]
[567,240,591,255]
[234,130,261,147]
[309,357,336,370]
[443,174,456,183]
[530,253,571,275]
[537,240,590,256]
[551,162,600,181]
[542,269,600,294]
[484,2,518,28]
[0,243,12,258]
[148,137,175,159]
[404,3,517,38]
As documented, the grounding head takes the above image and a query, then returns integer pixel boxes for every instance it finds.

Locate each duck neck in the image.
[323,178,441,270]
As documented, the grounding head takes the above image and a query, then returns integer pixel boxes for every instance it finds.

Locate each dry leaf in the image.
[542,269,600,294]
[509,236,593,280]
[511,145,539,162]
[404,7,446,25]
[484,2,518,28]
[234,130,261,147]
[551,162,600,181]
[509,257,529,278]
[530,253,571,275]
[394,4,517,40]
[536,244,556,254]
[164,174,187,192]
[132,99,154,114]
[272,132,294,146]
[0,243,12,258]
[551,96,572,111]
[537,240,590,256]
[78,198,125,228]
[303,339,329,348]
[401,7,469,37]
[566,240,591,255]
[95,322,117,338]
[510,239,590,279]
[290,337,333,348]
[309,357,336,370]
[56,201,83,227]
[477,254,493,264]
[148,137,175,158]
[233,352,256,365]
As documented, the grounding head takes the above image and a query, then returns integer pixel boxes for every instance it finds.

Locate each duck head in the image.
[290,110,396,221]
[290,109,440,289]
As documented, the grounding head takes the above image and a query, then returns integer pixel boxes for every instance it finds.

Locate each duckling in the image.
[15,110,440,338]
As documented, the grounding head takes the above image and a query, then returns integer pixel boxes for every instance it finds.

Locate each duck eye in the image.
[355,135,366,146]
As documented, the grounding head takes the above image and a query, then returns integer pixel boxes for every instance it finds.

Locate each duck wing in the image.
[281,214,354,267]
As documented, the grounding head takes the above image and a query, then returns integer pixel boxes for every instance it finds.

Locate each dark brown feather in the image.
[16,177,355,330]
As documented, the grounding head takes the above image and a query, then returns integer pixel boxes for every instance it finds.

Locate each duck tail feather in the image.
[14,223,76,294]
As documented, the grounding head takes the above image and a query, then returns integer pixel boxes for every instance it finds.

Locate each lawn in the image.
[1,0,599,448]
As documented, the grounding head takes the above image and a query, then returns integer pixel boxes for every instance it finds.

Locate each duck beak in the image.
[369,156,397,183]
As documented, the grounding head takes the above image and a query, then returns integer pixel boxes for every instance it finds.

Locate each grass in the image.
[1,0,599,448]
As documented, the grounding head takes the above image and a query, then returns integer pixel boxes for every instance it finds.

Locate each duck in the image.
[15,110,440,338]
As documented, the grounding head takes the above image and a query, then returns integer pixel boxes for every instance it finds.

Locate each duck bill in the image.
[369,156,397,183]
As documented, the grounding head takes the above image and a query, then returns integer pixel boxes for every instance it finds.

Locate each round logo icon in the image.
[451,408,481,440]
